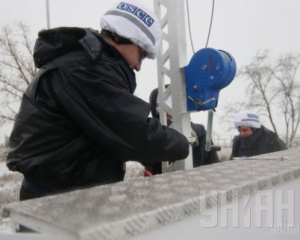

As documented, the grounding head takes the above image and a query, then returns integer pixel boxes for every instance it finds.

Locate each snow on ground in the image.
[0,159,20,234]
[0,148,9,175]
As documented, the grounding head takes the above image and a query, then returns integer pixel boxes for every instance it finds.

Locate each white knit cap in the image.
[234,110,261,129]
[100,0,162,59]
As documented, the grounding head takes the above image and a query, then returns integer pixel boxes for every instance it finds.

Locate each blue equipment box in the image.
[184,48,236,111]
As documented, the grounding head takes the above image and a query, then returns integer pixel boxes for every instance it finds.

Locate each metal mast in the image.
[153,0,194,171]
[46,0,50,29]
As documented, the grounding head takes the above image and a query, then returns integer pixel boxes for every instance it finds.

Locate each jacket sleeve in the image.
[269,137,288,152]
[52,57,189,163]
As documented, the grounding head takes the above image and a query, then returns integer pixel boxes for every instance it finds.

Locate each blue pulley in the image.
[184,48,236,111]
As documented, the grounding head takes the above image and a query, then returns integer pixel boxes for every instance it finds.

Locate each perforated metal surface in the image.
[3,147,300,239]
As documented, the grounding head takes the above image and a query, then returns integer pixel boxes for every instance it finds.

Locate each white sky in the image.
[1,0,300,143]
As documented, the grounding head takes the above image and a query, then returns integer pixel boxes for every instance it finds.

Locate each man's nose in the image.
[135,62,142,72]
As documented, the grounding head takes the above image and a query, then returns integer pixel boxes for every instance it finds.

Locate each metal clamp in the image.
[188,96,216,109]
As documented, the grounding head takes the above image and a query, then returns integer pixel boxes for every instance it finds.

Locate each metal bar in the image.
[233,156,289,161]
[0,233,75,240]
[46,0,50,29]
[205,109,213,151]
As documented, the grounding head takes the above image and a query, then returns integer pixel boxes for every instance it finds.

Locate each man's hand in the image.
[190,130,199,147]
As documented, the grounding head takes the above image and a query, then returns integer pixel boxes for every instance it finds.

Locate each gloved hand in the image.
[191,130,199,147]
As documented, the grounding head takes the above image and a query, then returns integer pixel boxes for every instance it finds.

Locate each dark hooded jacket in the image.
[144,86,219,174]
[230,125,287,159]
[6,27,189,191]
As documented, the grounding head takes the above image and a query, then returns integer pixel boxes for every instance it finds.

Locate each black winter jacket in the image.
[144,87,219,175]
[143,121,220,175]
[191,122,219,166]
[230,125,287,159]
[7,27,189,191]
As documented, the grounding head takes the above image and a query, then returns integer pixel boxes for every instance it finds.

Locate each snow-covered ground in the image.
[0,159,22,233]
[0,161,9,177]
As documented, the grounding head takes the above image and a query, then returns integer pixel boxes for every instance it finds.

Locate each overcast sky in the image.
[1,0,300,143]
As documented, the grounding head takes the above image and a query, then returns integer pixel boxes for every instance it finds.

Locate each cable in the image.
[185,0,216,51]
[205,0,215,48]
[186,0,195,54]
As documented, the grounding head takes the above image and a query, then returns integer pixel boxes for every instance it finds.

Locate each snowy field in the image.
[0,148,22,233]
[0,147,230,233]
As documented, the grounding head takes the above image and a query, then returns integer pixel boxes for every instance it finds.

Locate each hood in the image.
[33,27,103,68]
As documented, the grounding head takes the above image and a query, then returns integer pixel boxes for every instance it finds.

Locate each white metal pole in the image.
[46,0,50,29]
[154,0,193,171]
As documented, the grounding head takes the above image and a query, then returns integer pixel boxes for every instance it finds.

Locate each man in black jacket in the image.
[6,0,189,200]
[230,110,287,159]
[144,86,219,175]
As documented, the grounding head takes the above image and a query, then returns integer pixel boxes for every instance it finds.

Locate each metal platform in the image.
[2,147,300,239]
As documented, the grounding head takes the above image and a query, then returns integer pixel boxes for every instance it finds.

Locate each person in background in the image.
[6,0,189,201]
[230,110,287,159]
[143,86,220,175]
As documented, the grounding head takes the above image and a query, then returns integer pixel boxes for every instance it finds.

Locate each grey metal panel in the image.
[129,177,300,240]
[3,147,300,240]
